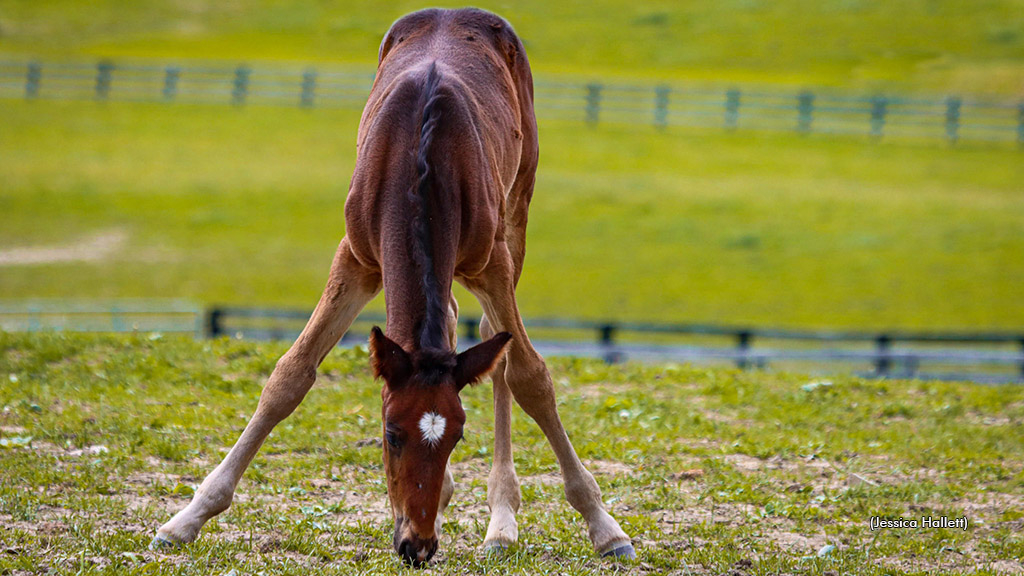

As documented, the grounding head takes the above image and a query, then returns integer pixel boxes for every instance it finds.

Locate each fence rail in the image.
[2,301,1021,382]
[206,306,1024,383]
[0,300,204,337]
[3,59,1022,145]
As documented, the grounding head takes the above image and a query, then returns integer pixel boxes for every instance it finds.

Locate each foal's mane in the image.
[409,62,448,353]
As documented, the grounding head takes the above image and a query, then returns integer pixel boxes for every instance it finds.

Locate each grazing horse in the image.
[152,8,634,565]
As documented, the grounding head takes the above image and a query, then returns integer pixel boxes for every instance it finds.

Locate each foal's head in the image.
[369,327,511,566]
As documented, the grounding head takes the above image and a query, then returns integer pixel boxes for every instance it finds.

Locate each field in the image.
[1,333,1023,575]
[3,1,1024,330]
[2,3,1023,574]
[2,99,1023,330]
[3,0,1024,95]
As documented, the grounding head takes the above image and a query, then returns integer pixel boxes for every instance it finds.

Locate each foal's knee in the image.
[255,355,317,422]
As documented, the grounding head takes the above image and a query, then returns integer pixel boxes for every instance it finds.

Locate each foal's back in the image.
[344,8,538,283]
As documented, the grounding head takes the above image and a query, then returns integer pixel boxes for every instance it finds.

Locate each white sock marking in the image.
[418,412,446,447]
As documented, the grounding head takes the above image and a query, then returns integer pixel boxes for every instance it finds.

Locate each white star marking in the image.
[418,412,446,447]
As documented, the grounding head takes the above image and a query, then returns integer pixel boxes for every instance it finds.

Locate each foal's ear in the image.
[454,332,512,391]
[369,327,412,385]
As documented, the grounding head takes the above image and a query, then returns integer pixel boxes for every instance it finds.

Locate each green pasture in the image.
[2,0,1024,95]
[2,0,1023,331]
[1,99,1022,330]
[2,3,1023,575]
[1,333,1023,574]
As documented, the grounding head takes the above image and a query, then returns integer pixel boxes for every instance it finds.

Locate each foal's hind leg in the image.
[479,314,521,551]
[152,238,380,547]
[463,248,634,558]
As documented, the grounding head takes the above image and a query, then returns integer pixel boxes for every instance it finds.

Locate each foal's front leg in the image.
[464,250,635,559]
[435,463,455,537]
[479,314,521,551]
[152,238,380,547]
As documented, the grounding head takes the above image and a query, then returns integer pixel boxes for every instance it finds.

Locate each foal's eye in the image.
[385,430,401,449]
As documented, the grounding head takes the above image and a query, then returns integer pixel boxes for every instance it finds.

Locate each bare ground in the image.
[0,229,127,266]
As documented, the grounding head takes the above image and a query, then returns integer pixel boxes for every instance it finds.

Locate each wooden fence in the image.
[206,306,1024,383]
[0,300,204,337]
[1,300,1021,382]
[2,59,1022,145]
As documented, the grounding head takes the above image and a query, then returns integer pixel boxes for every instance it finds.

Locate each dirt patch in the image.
[989,560,1024,574]
[768,530,827,554]
[588,459,634,476]
[569,380,695,402]
[0,229,127,266]
[721,453,834,478]
[878,553,1013,575]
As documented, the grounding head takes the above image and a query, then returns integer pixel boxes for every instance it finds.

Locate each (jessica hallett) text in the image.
[869,516,968,532]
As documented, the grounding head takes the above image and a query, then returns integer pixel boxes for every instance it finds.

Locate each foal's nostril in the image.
[396,538,437,568]
[423,540,438,563]
[397,540,418,567]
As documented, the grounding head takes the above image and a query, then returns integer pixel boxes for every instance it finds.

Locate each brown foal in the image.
[152,8,634,565]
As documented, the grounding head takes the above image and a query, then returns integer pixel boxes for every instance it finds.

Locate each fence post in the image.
[1019,338,1024,379]
[870,96,888,138]
[25,62,41,99]
[725,89,740,130]
[110,304,124,332]
[300,68,317,108]
[905,355,919,379]
[945,97,961,144]
[736,330,753,369]
[95,60,114,101]
[797,91,815,134]
[599,324,619,363]
[206,308,224,338]
[193,309,205,339]
[28,305,41,332]
[585,83,602,125]
[1017,102,1024,146]
[463,317,479,345]
[654,85,670,129]
[162,66,180,101]
[232,65,251,106]
[874,335,891,376]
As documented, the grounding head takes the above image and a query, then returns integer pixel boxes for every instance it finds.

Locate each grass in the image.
[2,0,1024,95]
[2,1,1023,331]
[1,99,1022,330]
[2,3,1022,574]
[1,332,1023,574]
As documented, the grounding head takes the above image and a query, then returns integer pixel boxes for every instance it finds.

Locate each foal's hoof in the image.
[148,535,181,551]
[601,543,636,560]
[483,541,510,557]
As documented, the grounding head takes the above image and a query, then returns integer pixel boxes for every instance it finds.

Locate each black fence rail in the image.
[3,59,1023,145]
[208,306,1024,383]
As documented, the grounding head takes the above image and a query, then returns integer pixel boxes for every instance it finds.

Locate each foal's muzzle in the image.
[393,517,438,567]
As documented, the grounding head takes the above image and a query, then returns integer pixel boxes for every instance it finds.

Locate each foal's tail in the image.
[410,62,447,351]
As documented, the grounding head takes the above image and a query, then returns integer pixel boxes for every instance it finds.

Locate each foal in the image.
[153,8,634,564]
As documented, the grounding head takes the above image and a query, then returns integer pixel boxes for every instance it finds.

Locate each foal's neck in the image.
[380,249,453,353]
